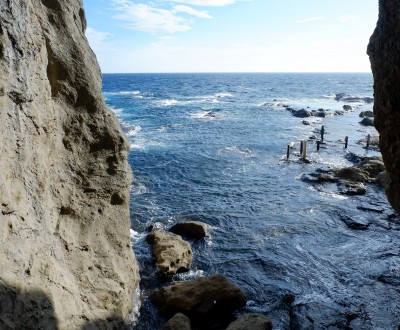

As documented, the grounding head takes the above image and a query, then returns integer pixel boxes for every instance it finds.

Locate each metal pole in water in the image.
[316,141,320,151]
[345,136,349,149]
[299,141,303,155]
[367,134,371,149]
[287,144,290,159]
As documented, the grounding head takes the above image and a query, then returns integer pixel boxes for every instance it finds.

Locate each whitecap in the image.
[126,125,142,137]
[104,90,141,96]
[220,146,252,156]
[191,111,218,119]
[131,181,147,195]
[214,92,233,98]
[157,99,179,107]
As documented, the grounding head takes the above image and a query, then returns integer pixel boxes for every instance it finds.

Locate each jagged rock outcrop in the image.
[146,230,192,276]
[0,0,138,328]
[368,0,400,212]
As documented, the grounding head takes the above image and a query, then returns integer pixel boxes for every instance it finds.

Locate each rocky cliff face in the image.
[368,0,400,212]
[0,0,138,328]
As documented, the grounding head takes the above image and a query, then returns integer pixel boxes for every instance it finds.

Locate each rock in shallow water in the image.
[227,314,273,330]
[146,230,192,276]
[170,221,207,239]
[161,313,191,330]
[152,275,247,324]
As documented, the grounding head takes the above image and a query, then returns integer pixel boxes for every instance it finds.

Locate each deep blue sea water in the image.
[102,73,400,329]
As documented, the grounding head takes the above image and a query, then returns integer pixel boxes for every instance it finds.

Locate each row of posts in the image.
[286,134,371,160]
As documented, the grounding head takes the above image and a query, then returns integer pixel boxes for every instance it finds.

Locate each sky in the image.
[83,0,378,73]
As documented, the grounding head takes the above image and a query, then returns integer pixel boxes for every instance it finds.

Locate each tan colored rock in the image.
[152,275,247,323]
[161,313,191,330]
[170,221,208,239]
[368,0,400,212]
[227,314,273,330]
[146,230,192,276]
[0,0,138,328]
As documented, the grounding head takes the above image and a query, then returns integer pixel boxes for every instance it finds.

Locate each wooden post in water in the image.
[345,136,349,149]
[301,141,307,159]
[287,144,290,159]
[316,140,320,151]
[366,134,371,149]
[299,141,303,155]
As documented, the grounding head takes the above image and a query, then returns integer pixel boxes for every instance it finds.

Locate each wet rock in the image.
[314,109,326,117]
[335,93,349,101]
[147,222,164,232]
[374,171,388,187]
[377,269,400,286]
[334,167,370,183]
[170,221,207,239]
[343,105,353,111]
[358,158,385,178]
[335,110,345,115]
[227,314,272,330]
[152,275,247,324]
[356,204,384,213]
[146,230,192,276]
[340,215,370,230]
[302,120,311,125]
[339,181,366,195]
[360,117,374,126]
[359,110,374,117]
[293,109,311,118]
[161,313,191,330]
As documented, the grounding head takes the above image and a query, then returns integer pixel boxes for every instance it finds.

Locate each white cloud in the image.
[174,5,212,19]
[112,0,191,34]
[86,27,113,52]
[296,16,326,24]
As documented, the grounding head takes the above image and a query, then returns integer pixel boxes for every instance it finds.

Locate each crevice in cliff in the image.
[41,0,62,11]
[45,38,67,98]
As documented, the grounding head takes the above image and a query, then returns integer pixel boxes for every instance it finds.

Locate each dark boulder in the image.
[359,110,374,118]
[170,221,207,239]
[293,109,311,118]
[360,117,374,126]
[152,275,247,324]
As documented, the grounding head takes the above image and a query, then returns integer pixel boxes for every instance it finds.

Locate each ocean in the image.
[102,73,400,329]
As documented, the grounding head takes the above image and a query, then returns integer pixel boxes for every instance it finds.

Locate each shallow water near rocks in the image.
[103,73,400,329]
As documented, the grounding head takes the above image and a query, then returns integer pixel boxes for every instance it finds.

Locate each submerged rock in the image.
[152,275,247,324]
[147,231,192,276]
[227,314,272,330]
[161,313,191,330]
[170,221,207,239]
[339,181,366,195]
[359,110,374,118]
[293,109,312,118]
[340,215,370,230]
[343,105,353,111]
[360,117,374,126]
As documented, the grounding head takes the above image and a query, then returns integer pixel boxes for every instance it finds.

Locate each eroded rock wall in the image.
[368,0,400,212]
[0,0,138,328]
